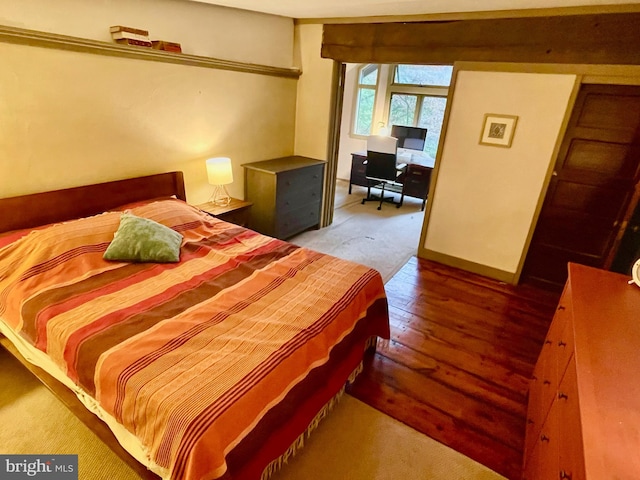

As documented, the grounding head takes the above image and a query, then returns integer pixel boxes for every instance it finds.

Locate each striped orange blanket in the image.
[0,199,389,480]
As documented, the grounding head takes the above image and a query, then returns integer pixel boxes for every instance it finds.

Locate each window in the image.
[388,65,453,158]
[352,64,379,136]
[393,64,453,87]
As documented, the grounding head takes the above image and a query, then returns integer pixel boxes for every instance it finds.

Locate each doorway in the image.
[521,84,640,290]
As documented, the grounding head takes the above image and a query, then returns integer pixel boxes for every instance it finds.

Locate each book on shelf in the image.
[111,31,150,42]
[114,38,153,48]
[109,25,149,36]
[151,41,182,53]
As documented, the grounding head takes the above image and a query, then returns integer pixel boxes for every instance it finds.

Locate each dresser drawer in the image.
[276,176,323,211]
[525,357,545,462]
[557,358,585,480]
[277,201,321,239]
[527,398,560,480]
[556,307,575,381]
[278,165,323,193]
[540,316,562,419]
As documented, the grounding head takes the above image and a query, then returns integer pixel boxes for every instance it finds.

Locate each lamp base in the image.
[209,185,231,206]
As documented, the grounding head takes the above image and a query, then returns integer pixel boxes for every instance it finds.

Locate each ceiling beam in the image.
[321,12,640,65]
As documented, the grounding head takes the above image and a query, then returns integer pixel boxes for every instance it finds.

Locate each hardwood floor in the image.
[348,257,561,480]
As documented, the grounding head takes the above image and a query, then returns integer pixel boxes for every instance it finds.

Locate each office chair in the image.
[361,135,404,210]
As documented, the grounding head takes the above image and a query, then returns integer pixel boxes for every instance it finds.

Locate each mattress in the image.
[0,198,390,480]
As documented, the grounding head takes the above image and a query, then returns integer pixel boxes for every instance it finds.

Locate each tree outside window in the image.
[353,64,379,136]
[393,64,453,87]
[388,65,452,158]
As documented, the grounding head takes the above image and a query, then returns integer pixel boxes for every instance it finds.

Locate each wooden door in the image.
[522,84,640,290]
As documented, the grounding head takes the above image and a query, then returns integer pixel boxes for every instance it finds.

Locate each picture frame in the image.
[479,114,518,148]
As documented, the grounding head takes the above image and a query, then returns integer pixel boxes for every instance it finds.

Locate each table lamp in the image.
[206,157,233,206]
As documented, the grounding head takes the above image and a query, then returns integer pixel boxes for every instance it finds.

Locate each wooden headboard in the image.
[0,171,186,233]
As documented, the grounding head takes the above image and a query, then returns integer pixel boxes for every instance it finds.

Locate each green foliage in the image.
[418,97,447,158]
[354,88,375,135]
[394,65,453,86]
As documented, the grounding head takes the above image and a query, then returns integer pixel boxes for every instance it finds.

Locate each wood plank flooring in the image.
[348,257,561,480]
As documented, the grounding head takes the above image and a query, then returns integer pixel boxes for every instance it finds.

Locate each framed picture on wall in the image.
[479,114,518,148]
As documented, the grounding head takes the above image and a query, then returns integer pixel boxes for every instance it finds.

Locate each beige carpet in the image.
[291,180,426,283]
[272,394,504,480]
[0,346,504,480]
[0,347,140,480]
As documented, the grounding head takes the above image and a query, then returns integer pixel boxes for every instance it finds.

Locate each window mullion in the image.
[413,95,425,126]
[389,85,449,96]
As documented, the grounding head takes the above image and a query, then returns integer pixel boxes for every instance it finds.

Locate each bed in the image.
[0,171,390,480]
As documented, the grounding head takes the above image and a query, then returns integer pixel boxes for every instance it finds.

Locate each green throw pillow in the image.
[103,213,183,263]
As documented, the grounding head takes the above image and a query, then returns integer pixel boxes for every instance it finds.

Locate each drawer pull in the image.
[560,470,572,479]
[558,391,569,400]
[527,418,534,425]
[557,305,566,311]
[545,339,552,345]
[558,340,567,347]
[531,374,538,381]
[543,379,551,385]
[540,434,550,442]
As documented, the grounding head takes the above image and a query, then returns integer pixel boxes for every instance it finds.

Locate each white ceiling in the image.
[191,0,640,19]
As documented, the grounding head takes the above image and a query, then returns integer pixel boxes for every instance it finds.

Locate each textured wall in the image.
[424,70,576,274]
[0,0,297,204]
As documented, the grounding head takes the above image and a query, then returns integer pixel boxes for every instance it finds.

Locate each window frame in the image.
[350,64,380,139]
[384,65,450,126]
[384,65,452,157]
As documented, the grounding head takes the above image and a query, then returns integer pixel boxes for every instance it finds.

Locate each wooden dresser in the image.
[242,156,325,240]
[523,263,640,480]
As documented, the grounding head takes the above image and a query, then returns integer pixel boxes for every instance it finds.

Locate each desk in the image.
[349,150,434,210]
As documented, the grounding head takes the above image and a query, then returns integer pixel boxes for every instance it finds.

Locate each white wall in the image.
[423,70,576,274]
[0,0,297,204]
[0,0,293,68]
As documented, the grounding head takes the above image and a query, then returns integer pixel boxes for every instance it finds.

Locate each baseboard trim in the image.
[419,249,516,284]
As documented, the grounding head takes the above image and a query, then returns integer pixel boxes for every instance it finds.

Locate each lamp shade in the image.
[206,157,233,185]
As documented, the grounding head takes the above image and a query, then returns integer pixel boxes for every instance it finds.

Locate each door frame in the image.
[411,62,640,284]
[321,61,346,228]
[514,69,640,283]
[325,62,640,283]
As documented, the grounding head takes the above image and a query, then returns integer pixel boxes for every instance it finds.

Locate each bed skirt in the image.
[260,335,377,480]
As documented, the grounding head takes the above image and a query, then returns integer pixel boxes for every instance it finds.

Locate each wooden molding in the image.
[321,12,640,65]
[0,24,301,79]
[419,249,516,284]
[296,3,640,24]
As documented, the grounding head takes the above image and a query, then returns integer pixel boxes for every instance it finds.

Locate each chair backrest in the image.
[367,135,398,154]
[366,151,399,182]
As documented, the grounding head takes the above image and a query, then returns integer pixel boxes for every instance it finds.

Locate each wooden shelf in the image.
[0,24,301,79]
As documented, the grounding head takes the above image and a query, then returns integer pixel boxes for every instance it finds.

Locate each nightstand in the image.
[195,198,253,227]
